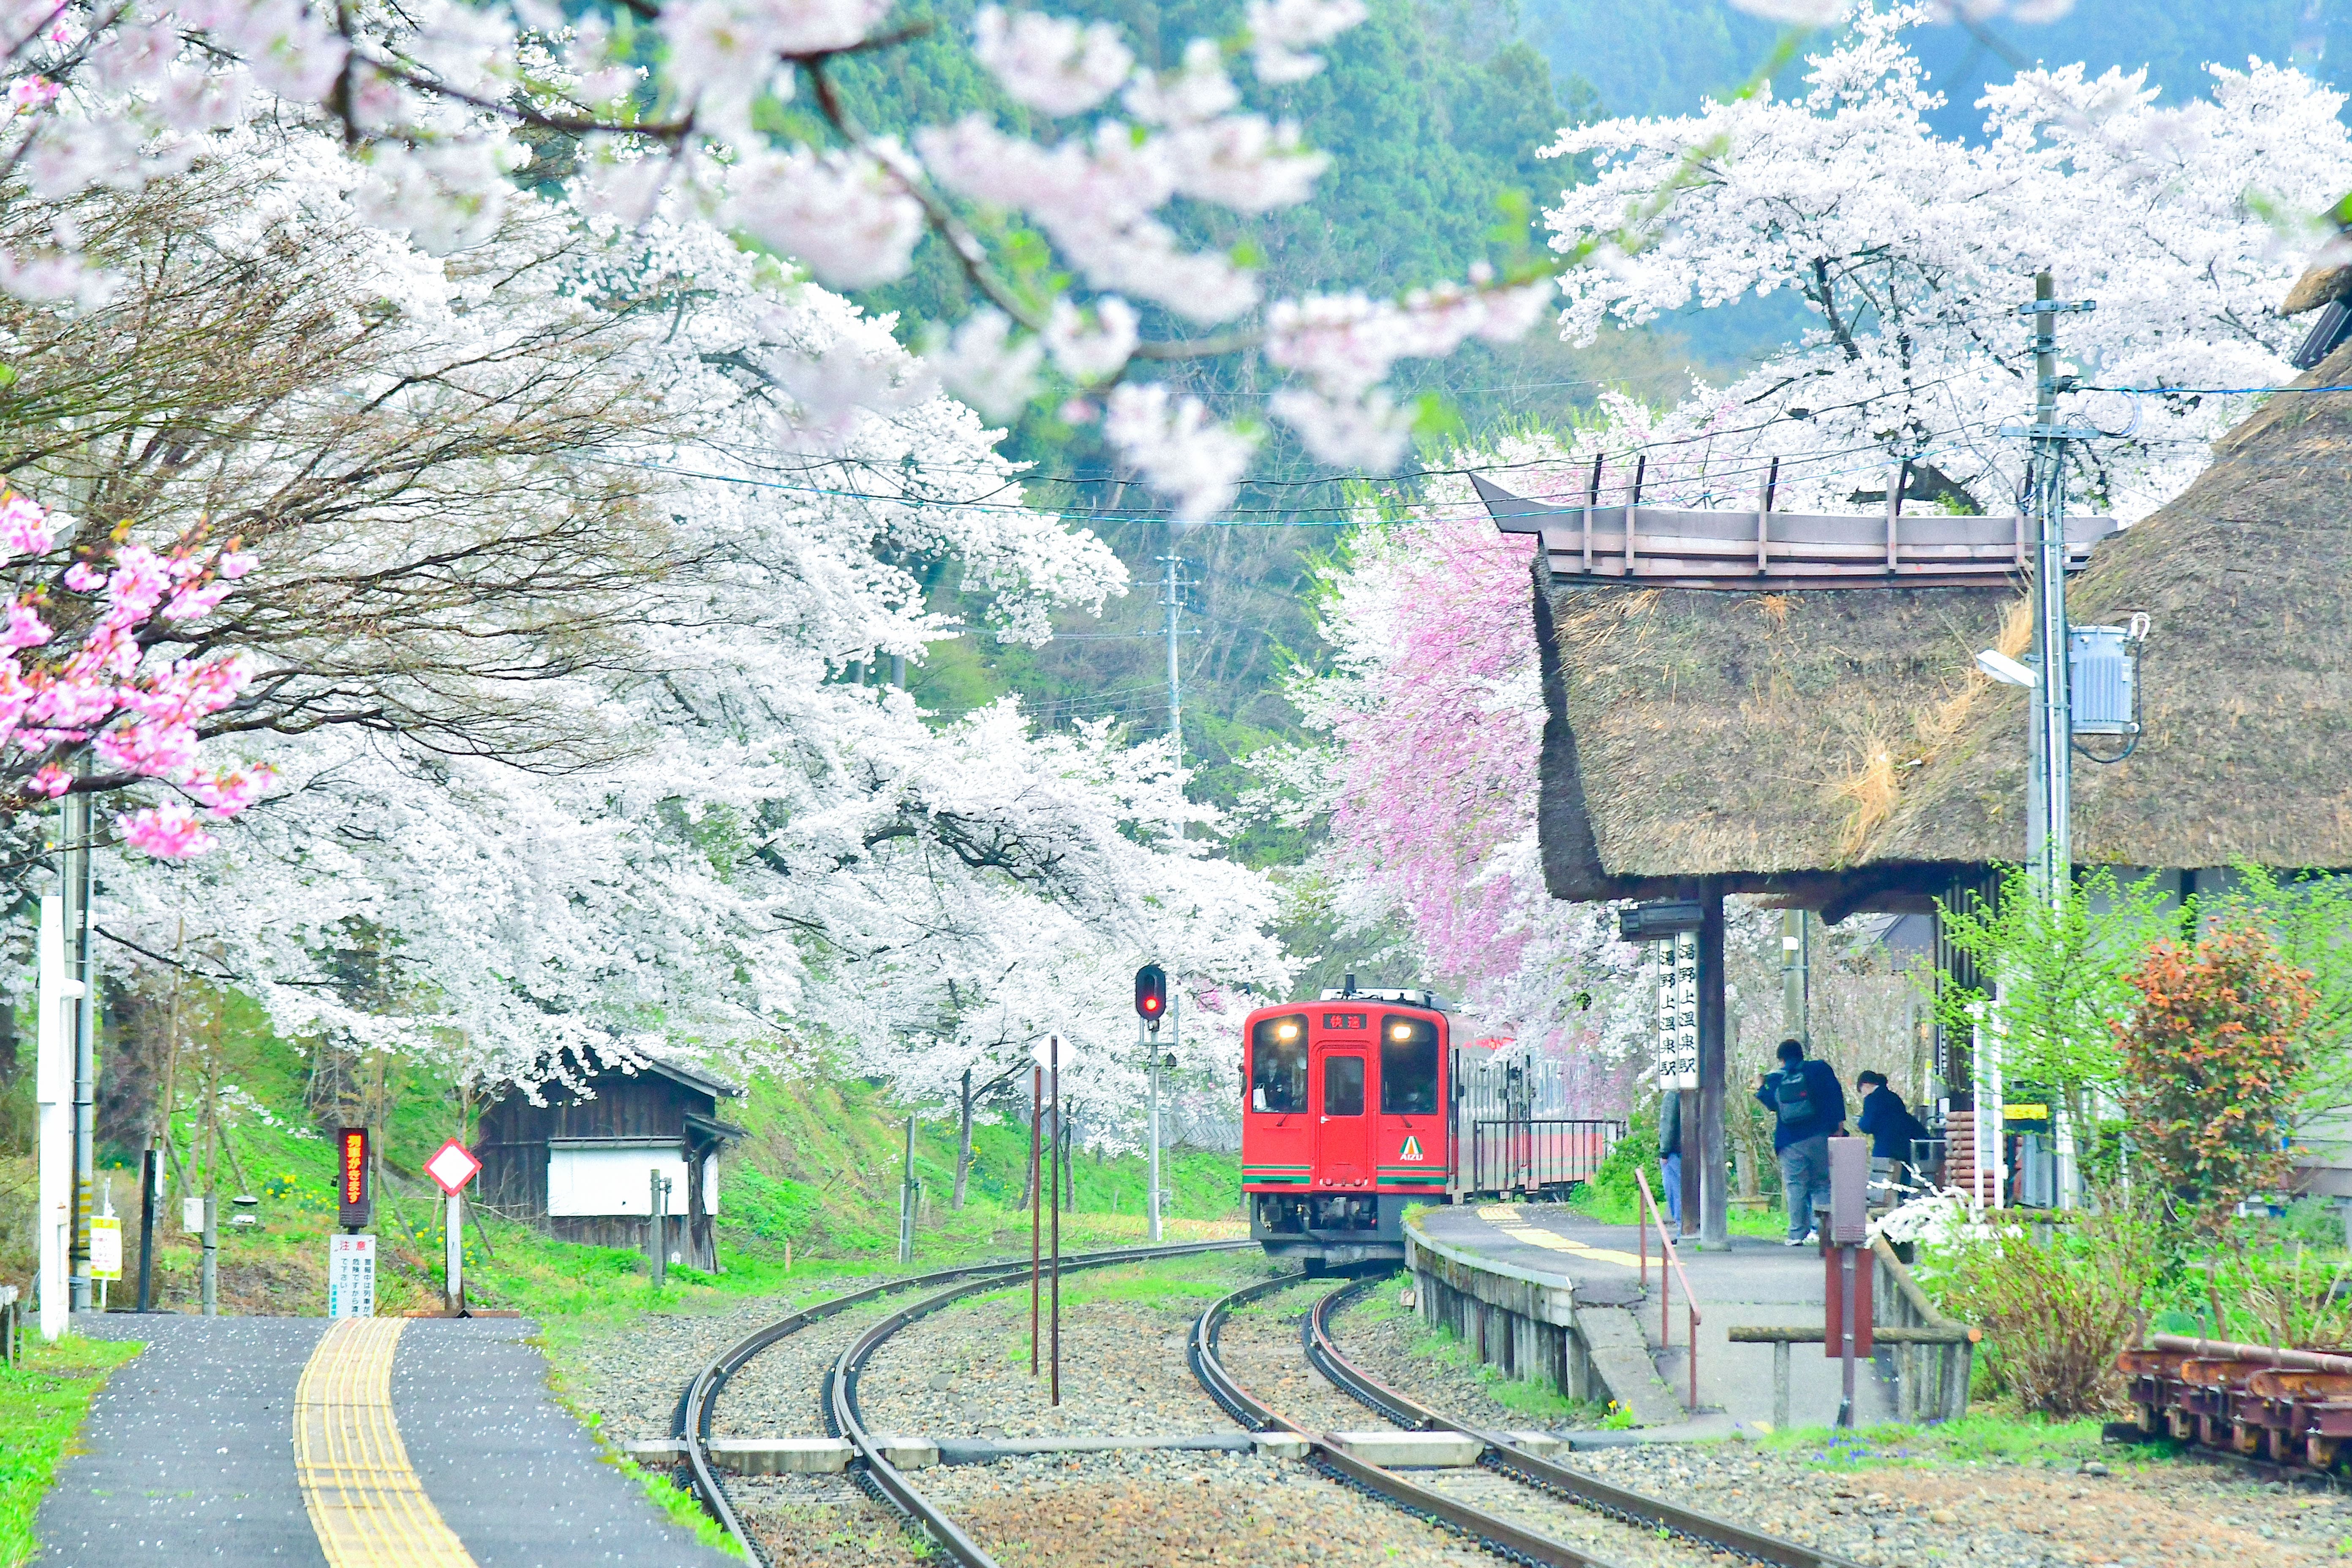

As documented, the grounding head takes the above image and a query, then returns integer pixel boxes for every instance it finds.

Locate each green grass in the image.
[1750,1413,2144,1470]
[1347,1274,1606,1427]
[1,1334,144,1568]
[554,1394,744,1560]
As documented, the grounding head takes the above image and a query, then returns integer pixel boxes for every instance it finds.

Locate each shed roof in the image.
[1508,341,2352,912]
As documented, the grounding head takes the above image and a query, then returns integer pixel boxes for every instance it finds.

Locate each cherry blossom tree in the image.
[61,135,1291,1113]
[0,0,1568,521]
[1542,3,2352,520]
[0,488,268,856]
[1262,437,1649,1067]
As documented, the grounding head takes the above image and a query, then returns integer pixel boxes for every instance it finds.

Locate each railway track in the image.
[1188,1271,1865,1568]
[673,1237,1251,1564]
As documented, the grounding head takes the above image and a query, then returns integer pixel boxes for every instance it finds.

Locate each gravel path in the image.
[912,1449,1492,1568]
[1576,1441,2352,1568]
[1211,1277,1409,1435]
[853,1252,1277,1440]
[556,1275,876,1443]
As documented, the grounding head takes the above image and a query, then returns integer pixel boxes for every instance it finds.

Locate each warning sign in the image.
[89,1216,122,1281]
[329,1233,377,1318]
[1399,1135,1424,1161]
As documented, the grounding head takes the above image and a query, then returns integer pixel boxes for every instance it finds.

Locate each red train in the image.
[1240,985,1622,1266]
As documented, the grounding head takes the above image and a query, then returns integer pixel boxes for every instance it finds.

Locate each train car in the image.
[1241,985,1622,1266]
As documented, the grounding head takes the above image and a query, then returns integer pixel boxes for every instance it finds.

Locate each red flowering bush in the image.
[2116,926,2316,1236]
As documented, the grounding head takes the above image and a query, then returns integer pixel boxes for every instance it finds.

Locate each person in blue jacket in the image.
[1855,1070,1929,1192]
[1755,1038,1846,1246]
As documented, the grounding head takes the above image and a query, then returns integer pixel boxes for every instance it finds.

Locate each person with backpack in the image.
[1855,1070,1930,1194]
[1755,1038,1846,1246]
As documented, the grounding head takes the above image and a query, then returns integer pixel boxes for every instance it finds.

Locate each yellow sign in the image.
[1399,1135,1424,1161]
[2005,1104,2050,1122]
[90,1215,122,1281]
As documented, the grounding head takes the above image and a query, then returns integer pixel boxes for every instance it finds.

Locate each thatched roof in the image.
[1524,342,2352,913]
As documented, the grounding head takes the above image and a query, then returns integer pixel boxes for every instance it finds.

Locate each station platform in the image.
[1407,1201,1902,1433]
[37,1312,734,1568]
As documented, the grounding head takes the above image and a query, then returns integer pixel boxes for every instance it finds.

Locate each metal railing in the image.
[1464,1116,1624,1195]
[1633,1166,1702,1411]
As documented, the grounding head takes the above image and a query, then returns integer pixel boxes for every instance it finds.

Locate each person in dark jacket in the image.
[1755,1038,1846,1245]
[1657,1086,1682,1228]
[1855,1070,1929,1192]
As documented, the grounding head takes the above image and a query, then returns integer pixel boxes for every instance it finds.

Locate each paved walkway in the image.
[38,1314,735,1568]
[1419,1202,1900,1431]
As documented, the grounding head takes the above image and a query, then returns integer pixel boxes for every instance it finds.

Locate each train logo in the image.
[1399,1135,1424,1160]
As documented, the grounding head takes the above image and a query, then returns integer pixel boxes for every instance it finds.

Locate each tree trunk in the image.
[953,1069,973,1211]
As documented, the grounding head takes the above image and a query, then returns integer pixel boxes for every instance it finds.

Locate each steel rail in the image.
[1304,1277,1862,1568]
[1187,1271,1650,1568]
[676,1237,1246,1565]
[826,1238,1250,1568]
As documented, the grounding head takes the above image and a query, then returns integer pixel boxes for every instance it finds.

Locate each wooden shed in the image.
[475,1053,744,1271]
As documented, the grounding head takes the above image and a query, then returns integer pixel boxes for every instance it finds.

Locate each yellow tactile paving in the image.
[295,1318,478,1568]
[1475,1203,1646,1268]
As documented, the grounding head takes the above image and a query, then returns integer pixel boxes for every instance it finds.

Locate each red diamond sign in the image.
[425,1138,482,1197]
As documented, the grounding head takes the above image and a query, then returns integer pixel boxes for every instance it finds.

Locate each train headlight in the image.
[1390,1024,1411,1041]
[1276,1021,1299,1041]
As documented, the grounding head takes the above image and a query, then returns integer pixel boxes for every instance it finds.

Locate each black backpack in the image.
[1771,1066,1815,1124]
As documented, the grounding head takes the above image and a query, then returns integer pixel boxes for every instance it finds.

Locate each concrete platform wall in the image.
[1406,1223,1685,1425]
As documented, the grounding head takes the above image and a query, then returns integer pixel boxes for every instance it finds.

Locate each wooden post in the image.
[1583,455,1601,574]
[1773,1340,1791,1429]
[1885,460,1907,572]
[1030,1067,1041,1378]
[1755,456,1778,574]
[1698,877,1729,1250]
[1625,454,1646,574]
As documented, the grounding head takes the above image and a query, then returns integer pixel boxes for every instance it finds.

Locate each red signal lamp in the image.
[1135,963,1168,1028]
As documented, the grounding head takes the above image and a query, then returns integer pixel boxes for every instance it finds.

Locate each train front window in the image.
[1324,1055,1365,1116]
[1250,1014,1308,1112]
[1380,1016,1439,1114]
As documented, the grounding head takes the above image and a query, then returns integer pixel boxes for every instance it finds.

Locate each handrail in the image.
[1633,1166,1702,1410]
[1869,1235,1966,1331]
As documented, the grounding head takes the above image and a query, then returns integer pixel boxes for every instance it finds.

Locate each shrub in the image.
[1928,1198,2162,1417]
[2115,925,2314,1237]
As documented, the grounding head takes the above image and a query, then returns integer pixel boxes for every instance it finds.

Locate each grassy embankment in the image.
[0,1334,143,1568]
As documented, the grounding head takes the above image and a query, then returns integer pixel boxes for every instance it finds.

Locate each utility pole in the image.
[62,790,95,1312]
[2020,270,2094,915]
[1157,539,1190,842]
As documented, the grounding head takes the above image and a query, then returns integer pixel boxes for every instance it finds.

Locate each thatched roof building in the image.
[1494,343,2352,921]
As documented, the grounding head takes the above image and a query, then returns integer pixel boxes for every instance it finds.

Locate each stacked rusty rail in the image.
[2121,1335,2352,1471]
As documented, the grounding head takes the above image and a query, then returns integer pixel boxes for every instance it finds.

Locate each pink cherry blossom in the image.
[1102,383,1256,522]
[185,762,278,817]
[162,579,234,621]
[28,762,71,797]
[1042,296,1138,382]
[1,600,50,651]
[95,719,200,779]
[730,146,924,290]
[119,800,216,858]
[63,561,104,591]
[972,7,1132,118]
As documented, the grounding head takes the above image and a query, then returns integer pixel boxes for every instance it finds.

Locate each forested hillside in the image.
[842,0,1710,858]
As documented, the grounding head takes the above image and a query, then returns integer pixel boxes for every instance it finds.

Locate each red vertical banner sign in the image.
[337,1127,372,1230]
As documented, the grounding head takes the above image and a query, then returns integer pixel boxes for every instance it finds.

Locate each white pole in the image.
[36,894,76,1341]
[445,1192,463,1314]
[1145,1015,1162,1244]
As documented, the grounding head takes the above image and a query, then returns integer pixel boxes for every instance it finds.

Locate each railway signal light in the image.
[1135,964,1168,1032]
